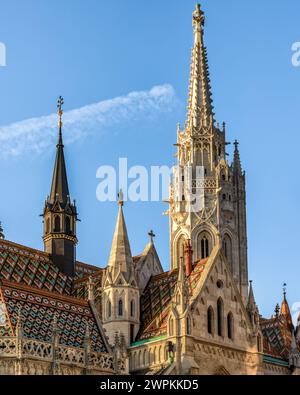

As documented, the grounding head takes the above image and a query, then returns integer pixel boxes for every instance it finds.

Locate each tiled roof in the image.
[0,280,108,353]
[137,259,208,341]
[0,240,73,296]
[260,317,293,360]
[75,261,101,278]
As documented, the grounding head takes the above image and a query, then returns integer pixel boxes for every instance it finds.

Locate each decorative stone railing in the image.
[0,336,125,375]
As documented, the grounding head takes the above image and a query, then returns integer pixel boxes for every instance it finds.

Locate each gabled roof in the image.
[0,279,108,353]
[137,259,208,341]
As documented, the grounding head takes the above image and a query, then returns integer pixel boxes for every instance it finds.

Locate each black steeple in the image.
[43,97,78,277]
[49,97,70,205]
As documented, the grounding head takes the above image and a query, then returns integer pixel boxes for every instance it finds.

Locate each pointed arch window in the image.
[54,216,60,232]
[227,312,234,340]
[46,218,50,234]
[169,318,174,336]
[201,236,209,259]
[207,306,214,335]
[176,235,186,269]
[118,299,123,317]
[107,300,112,319]
[217,298,224,337]
[65,216,71,234]
[257,334,262,352]
[186,316,192,335]
[197,232,212,260]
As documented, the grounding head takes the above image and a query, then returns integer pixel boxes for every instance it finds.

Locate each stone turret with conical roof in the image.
[102,192,140,347]
[107,190,135,283]
[43,96,78,277]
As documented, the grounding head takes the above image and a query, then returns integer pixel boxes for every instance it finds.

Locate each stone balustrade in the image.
[0,336,126,375]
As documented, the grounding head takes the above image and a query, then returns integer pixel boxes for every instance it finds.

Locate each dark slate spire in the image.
[43,96,77,277]
[49,96,70,205]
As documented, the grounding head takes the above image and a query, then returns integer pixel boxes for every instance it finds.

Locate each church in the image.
[0,4,299,376]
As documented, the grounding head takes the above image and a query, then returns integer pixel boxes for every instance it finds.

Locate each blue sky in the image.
[0,0,299,320]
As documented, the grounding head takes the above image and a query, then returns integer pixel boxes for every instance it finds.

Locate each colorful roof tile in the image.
[0,280,108,353]
[137,259,208,341]
[0,240,73,296]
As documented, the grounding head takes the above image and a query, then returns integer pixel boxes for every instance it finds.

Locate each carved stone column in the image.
[51,314,61,375]
[84,324,92,375]
[15,310,24,375]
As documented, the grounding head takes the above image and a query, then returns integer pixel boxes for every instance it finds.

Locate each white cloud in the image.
[0,84,176,157]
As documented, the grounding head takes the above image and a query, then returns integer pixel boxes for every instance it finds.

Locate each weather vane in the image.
[57,96,64,127]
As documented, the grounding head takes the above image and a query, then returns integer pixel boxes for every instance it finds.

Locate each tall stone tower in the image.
[169,4,248,301]
[102,192,140,347]
[43,97,78,277]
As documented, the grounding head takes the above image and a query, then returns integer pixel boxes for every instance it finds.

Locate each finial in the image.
[234,140,239,148]
[193,4,205,29]
[87,276,95,301]
[57,96,64,145]
[57,96,64,119]
[283,282,287,299]
[118,189,124,207]
[0,221,4,240]
[148,230,156,243]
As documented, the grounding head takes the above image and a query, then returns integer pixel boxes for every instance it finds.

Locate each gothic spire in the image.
[187,4,214,129]
[247,280,256,309]
[49,96,70,205]
[107,191,134,280]
[233,140,242,175]
[280,284,293,331]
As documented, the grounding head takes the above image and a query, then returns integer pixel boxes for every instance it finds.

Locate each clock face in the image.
[0,302,7,326]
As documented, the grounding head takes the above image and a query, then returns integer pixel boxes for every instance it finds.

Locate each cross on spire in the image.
[148,230,156,243]
[283,282,287,298]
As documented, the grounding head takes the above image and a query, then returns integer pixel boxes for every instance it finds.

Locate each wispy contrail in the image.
[0,84,176,157]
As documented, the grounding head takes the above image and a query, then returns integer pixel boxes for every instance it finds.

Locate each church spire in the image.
[187,4,214,129]
[49,96,70,205]
[280,284,293,331]
[233,140,242,175]
[43,96,77,277]
[247,280,256,309]
[107,191,134,281]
